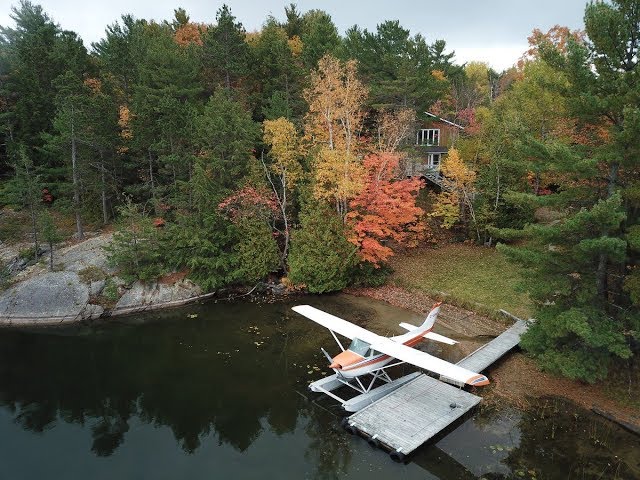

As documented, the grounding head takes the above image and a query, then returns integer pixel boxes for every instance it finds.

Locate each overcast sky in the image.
[1,0,589,71]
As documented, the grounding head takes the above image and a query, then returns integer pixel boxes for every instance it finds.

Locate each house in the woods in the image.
[406,112,464,187]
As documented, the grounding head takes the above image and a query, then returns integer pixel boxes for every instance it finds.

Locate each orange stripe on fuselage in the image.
[340,328,430,371]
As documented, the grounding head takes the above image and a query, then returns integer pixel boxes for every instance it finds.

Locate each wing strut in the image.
[330,330,345,351]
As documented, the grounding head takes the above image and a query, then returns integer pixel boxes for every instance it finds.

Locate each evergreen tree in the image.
[288,203,357,293]
[232,216,280,283]
[341,22,455,111]
[4,145,42,261]
[300,10,340,69]
[47,70,92,239]
[249,17,305,121]
[494,0,640,382]
[195,90,259,193]
[0,1,88,174]
[92,15,142,97]
[202,5,250,92]
[105,199,168,283]
[38,209,61,271]
[125,21,202,206]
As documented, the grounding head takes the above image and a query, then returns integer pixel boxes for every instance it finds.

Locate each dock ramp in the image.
[441,318,529,386]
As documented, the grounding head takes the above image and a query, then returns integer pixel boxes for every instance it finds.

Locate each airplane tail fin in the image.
[420,302,442,330]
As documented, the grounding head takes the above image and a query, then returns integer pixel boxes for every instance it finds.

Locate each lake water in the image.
[0,295,638,479]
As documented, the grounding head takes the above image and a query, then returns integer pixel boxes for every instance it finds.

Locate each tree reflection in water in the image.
[0,303,310,456]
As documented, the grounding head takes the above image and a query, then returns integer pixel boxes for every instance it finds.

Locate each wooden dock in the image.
[345,374,481,461]
[343,316,529,460]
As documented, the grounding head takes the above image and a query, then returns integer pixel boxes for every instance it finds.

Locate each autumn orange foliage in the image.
[83,77,102,94]
[347,153,424,265]
[118,105,133,140]
[523,25,585,62]
[218,185,278,223]
[174,23,207,46]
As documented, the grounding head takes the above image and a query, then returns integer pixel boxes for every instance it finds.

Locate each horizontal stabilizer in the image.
[399,322,417,331]
[424,332,457,345]
[399,323,457,344]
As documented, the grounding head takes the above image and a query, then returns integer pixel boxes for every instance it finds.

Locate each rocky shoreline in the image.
[0,233,211,327]
[0,232,290,327]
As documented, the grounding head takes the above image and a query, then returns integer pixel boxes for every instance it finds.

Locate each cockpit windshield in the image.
[348,338,371,356]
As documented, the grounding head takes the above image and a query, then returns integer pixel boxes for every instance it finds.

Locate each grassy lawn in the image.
[390,243,533,319]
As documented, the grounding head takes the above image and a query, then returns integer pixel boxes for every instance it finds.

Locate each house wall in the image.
[416,119,460,148]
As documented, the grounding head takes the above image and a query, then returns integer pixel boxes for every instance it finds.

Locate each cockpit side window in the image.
[348,338,371,356]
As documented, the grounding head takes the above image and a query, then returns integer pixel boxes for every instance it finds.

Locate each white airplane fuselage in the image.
[329,328,429,378]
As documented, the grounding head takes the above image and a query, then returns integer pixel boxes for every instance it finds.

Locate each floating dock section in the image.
[345,374,480,460]
[342,316,529,460]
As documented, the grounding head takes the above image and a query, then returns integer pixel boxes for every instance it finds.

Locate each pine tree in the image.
[202,5,250,92]
[38,210,61,271]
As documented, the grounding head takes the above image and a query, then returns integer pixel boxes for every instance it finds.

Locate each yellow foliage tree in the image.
[303,54,367,154]
[303,54,368,218]
[432,148,478,237]
[376,108,416,154]
[262,117,303,263]
[313,147,364,218]
[287,35,303,56]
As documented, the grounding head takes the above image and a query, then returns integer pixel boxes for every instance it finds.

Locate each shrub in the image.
[165,213,238,292]
[78,265,107,283]
[232,217,280,284]
[350,261,393,288]
[102,278,119,302]
[104,200,168,283]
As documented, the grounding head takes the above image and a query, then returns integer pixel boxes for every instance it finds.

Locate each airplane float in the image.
[292,302,489,405]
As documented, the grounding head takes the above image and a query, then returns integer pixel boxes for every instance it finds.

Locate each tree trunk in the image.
[148,149,156,203]
[71,110,84,240]
[596,252,608,300]
[29,202,39,263]
[100,153,108,225]
[596,161,620,303]
[280,178,289,267]
[608,161,619,197]
[49,241,54,271]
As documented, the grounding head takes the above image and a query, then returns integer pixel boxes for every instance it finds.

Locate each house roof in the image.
[424,112,465,130]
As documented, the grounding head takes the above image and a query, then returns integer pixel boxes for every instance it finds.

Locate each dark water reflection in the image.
[0,295,638,479]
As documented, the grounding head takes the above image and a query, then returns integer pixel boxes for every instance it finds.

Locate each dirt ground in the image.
[346,284,640,431]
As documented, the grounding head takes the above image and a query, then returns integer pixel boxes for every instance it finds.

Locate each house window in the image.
[416,129,440,146]
[428,153,441,169]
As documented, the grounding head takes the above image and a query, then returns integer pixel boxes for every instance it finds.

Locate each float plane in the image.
[292,302,489,398]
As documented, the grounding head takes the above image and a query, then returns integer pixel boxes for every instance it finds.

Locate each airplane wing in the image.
[291,305,382,344]
[370,336,489,386]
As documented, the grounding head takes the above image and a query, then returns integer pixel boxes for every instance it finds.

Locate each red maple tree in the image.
[347,153,425,265]
[218,185,278,223]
